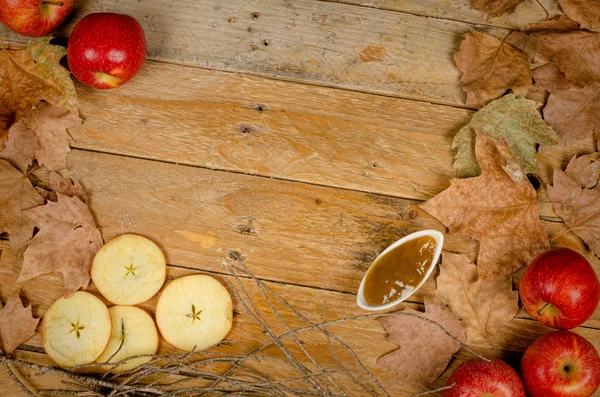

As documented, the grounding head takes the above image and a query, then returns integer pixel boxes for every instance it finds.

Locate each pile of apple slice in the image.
[41,234,233,371]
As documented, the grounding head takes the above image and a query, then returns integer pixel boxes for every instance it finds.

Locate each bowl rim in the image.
[356,229,444,311]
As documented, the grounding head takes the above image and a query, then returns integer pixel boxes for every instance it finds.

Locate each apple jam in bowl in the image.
[356,230,443,310]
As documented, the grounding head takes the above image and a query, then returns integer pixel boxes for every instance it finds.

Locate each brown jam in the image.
[363,235,436,306]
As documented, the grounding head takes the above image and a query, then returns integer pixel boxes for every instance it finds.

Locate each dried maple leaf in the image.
[0,160,44,254]
[377,297,466,383]
[544,84,600,144]
[453,95,557,178]
[435,253,519,344]
[472,0,526,19]
[0,102,81,173]
[454,32,532,108]
[0,290,40,355]
[18,193,103,297]
[0,38,78,149]
[422,133,550,279]
[557,0,600,31]
[547,155,600,257]
[565,153,600,189]
[527,64,569,104]
[535,31,600,87]
[491,0,565,31]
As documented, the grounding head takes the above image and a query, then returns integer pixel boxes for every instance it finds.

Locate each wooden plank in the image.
[26,150,591,323]
[2,246,600,396]
[320,0,563,29]
[0,0,508,106]
[67,61,597,218]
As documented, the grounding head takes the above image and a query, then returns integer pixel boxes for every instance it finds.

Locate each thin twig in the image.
[409,382,456,397]
[1,357,36,397]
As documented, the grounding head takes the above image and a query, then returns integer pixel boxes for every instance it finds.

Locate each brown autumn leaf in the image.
[472,0,525,19]
[531,62,600,144]
[547,154,600,257]
[535,31,600,87]
[421,132,550,279]
[487,0,564,31]
[0,102,80,173]
[454,32,531,108]
[529,15,581,31]
[18,193,103,297]
[436,253,519,344]
[0,160,44,254]
[377,296,466,383]
[543,84,600,144]
[0,38,78,150]
[557,0,600,31]
[565,152,600,189]
[0,290,40,355]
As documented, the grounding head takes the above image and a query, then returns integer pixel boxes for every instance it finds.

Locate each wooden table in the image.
[1,0,599,395]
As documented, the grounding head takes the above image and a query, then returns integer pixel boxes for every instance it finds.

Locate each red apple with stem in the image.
[521,331,600,397]
[519,248,600,330]
[0,0,72,36]
[444,358,526,397]
[67,13,146,89]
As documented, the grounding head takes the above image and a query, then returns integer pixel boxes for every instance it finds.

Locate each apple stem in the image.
[41,0,64,5]
[408,383,456,397]
[538,303,553,316]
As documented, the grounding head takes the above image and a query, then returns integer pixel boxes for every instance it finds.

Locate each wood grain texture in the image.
[2,245,600,396]
[49,149,599,327]
[0,0,507,106]
[320,0,563,29]
[66,61,597,218]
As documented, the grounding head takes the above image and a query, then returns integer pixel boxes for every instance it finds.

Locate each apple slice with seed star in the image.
[96,306,159,373]
[42,291,111,367]
[156,275,233,352]
[92,234,166,305]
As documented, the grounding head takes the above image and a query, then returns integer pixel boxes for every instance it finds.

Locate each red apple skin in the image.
[67,13,146,90]
[521,331,600,397]
[519,248,600,330]
[444,358,526,397]
[0,0,72,36]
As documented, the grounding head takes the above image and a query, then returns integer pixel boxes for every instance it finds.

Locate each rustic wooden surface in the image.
[1,0,599,395]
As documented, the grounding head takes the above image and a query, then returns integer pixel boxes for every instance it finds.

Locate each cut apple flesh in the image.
[96,306,159,373]
[92,234,166,305]
[156,275,233,352]
[42,291,111,368]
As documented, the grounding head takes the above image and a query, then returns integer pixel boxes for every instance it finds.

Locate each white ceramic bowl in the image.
[356,229,444,311]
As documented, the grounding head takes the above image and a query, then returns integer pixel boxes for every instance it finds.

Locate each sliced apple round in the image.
[42,291,111,368]
[92,234,166,305]
[96,306,159,373]
[156,275,233,352]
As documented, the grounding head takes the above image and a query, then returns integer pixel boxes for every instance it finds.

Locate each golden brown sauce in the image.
[363,235,436,305]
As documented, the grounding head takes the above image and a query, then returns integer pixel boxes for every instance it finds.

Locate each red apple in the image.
[0,0,72,36]
[67,13,146,89]
[521,331,600,397]
[444,358,526,397]
[519,248,600,330]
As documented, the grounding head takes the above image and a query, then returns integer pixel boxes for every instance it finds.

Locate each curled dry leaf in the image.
[528,15,581,31]
[557,0,600,31]
[0,290,40,355]
[0,102,81,173]
[535,31,600,87]
[454,32,531,108]
[435,253,519,344]
[547,154,600,257]
[0,38,78,149]
[472,0,525,19]
[453,95,557,178]
[18,193,103,297]
[0,160,44,254]
[422,133,550,279]
[377,297,466,383]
